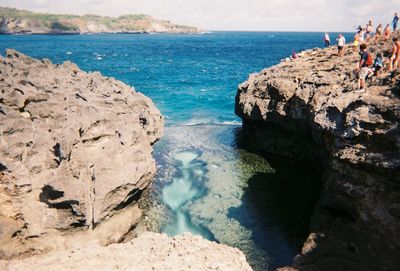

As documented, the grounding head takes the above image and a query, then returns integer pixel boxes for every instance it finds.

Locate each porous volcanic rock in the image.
[0,49,163,258]
[0,232,252,271]
[236,39,400,270]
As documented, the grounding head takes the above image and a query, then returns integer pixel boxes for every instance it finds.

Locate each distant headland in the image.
[0,6,203,34]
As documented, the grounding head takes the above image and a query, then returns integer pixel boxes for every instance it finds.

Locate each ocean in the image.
[0,32,351,270]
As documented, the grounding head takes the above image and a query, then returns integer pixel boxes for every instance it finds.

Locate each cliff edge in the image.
[236,39,400,270]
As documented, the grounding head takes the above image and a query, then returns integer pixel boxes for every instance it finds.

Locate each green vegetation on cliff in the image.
[0,6,200,34]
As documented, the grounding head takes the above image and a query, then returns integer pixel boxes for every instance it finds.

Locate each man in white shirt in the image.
[324,31,331,47]
[337,34,346,57]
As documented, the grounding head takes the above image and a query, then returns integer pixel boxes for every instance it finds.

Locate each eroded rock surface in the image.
[0,49,163,258]
[236,40,400,270]
[0,232,252,271]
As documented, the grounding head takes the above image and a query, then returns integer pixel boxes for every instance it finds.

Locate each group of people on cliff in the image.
[323,12,399,93]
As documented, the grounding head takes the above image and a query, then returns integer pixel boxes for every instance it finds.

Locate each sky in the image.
[0,0,399,31]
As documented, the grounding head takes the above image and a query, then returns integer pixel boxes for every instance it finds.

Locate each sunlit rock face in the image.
[0,232,252,271]
[0,49,163,258]
[236,40,400,270]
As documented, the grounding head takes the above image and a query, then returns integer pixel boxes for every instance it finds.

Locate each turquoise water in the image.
[0,32,351,125]
[0,32,340,270]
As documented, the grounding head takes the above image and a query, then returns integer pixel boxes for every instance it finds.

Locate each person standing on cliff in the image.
[373,52,383,76]
[392,13,399,33]
[374,23,383,41]
[366,21,373,42]
[384,24,391,41]
[353,31,361,52]
[389,37,400,71]
[356,43,373,93]
[337,34,346,57]
[324,31,331,47]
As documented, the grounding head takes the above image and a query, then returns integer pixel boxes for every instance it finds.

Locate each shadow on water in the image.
[149,125,322,271]
[229,164,322,270]
[227,127,323,270]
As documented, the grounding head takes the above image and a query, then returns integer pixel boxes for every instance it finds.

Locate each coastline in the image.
[0,31,207,35]
[1,28,398,271]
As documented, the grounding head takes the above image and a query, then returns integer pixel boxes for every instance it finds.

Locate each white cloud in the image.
[0,0,398,31]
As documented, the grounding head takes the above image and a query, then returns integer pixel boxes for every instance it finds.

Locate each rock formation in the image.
[0,6,203,34]
[236,39,400,270]
[0,49,252,271]
[0,232,252,271]
[0,49,163,258]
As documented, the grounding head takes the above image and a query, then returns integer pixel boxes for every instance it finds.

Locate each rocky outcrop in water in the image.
[236,39,400,270]
[0,6,202,34]
[0,49,163,258]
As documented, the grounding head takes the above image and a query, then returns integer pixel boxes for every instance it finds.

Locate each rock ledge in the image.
[236,40,400,270]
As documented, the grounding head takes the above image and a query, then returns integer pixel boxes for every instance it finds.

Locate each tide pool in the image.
[140,125,321,270]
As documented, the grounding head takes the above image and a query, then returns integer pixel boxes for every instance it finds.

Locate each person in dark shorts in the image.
[373,52,383,76]
[324,31,331,47]
[356,43,373,93]
[336,34,346,57]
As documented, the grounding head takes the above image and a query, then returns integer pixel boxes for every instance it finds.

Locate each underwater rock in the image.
[236,39,400,270]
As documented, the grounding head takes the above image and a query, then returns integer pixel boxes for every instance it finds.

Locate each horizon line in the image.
[0,5,358,34]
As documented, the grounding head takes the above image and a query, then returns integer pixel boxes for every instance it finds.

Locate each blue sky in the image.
[0,0,399,31]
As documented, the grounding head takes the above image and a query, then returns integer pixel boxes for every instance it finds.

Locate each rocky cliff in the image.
[236,40,400,270]
[0,49,252,271]
[0,48,163,258]
[0,7,202,34]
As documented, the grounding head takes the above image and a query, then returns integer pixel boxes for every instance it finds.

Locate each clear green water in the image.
[144,125,321,270]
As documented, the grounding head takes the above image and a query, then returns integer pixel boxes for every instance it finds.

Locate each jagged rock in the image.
[0,232,252,271]
[0,49,163,258]
[236,39,400,270]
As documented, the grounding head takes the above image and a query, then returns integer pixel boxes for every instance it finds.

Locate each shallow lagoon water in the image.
[0,32,330,270]
[145,125,321,270]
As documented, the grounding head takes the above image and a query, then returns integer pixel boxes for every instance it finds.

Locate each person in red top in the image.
[389,37,400,71]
